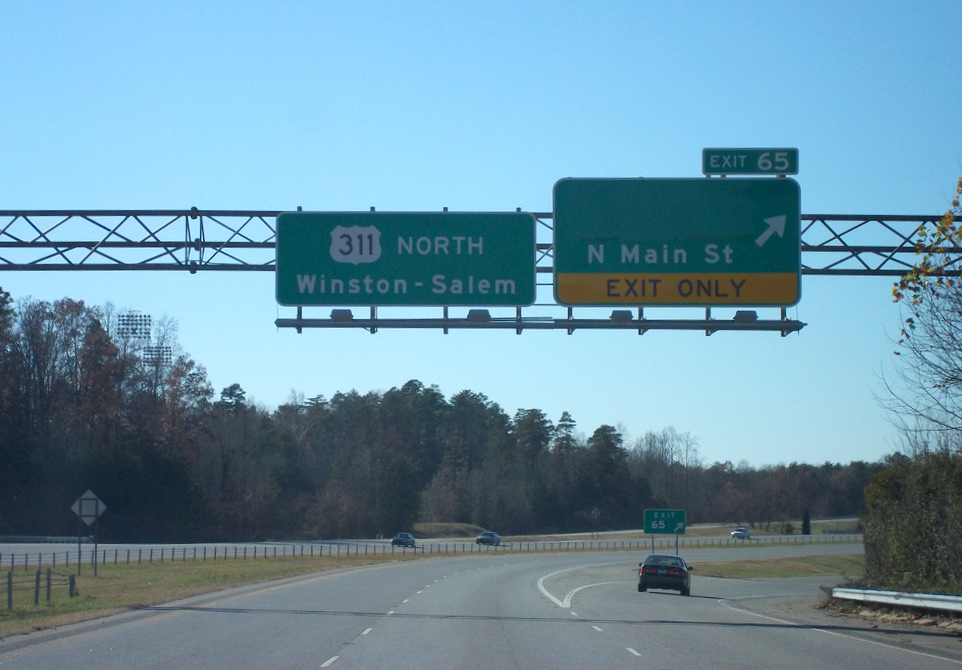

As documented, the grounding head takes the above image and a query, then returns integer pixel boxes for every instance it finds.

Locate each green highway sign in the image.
[553,177,801,306]
[702,148,798,175]
[276,211,536,307]
[644,509,687,535]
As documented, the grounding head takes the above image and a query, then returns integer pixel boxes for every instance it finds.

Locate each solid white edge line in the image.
[721,599,962,665]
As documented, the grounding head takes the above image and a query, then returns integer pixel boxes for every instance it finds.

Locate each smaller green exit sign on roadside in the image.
[703,148,798,175]
[644,509,687,534]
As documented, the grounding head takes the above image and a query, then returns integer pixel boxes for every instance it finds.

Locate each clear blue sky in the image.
[2,1,960,467]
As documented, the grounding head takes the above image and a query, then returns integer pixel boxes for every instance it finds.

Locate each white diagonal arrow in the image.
[755,215,786,247]
[674,522,685,533]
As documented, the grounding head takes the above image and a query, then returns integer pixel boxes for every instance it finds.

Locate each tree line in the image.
[0,289,882,542]
[864,176,962,593]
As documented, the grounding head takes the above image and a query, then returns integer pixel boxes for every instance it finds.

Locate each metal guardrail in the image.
[0,533,863,571]
[832,588,962,614]
[0,536,92,544]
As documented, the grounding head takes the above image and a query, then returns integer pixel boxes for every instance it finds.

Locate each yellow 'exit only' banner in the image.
[555,272,799,305]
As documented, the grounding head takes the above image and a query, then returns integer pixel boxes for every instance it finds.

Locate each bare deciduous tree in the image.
[885,177,962,452]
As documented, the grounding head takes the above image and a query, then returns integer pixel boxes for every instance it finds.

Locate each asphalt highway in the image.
[3,543,961,669]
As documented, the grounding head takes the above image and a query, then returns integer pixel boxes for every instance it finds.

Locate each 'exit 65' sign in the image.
[702,148,798,175]
[644,509,686,535]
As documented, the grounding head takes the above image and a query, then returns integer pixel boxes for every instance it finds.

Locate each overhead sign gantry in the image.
[8,146,949,335]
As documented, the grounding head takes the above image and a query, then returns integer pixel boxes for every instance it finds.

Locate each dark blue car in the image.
[638,554,692,596]
[391,532,416,548]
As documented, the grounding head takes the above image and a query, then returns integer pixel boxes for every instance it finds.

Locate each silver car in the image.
[730,527,751,539]
[475,531,501,546]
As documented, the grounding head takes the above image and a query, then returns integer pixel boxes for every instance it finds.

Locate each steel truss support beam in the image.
[0,209,950,335]
[0,210,950,276]
[800,214,957,276]
[0,209,278,272]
